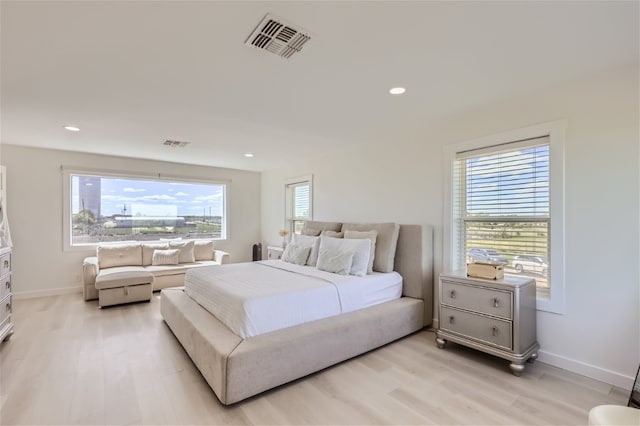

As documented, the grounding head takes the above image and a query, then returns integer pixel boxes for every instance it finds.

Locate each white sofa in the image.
[83,240,229,306]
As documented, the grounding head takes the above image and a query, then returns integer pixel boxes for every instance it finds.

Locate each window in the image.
[285,175,312,235]
[64,170,226,247]
[444,121,565,313]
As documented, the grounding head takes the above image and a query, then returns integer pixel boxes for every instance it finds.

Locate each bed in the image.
[160,222,433,405]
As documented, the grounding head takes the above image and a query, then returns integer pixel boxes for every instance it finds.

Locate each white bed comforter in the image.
[184,260,402,338]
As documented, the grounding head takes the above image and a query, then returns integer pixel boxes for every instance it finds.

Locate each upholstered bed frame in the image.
[160,223,433,405]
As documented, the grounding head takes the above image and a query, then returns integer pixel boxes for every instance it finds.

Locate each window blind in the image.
[453,136,551,289]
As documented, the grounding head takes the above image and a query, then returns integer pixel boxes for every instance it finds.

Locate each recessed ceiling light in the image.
[63,125,80,132]
[389,87,406,95]
[244,153,254,158]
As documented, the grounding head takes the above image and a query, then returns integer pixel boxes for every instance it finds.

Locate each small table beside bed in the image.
[160,221,433,405]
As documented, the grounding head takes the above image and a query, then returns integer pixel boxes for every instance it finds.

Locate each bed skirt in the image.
[160,288,424,405]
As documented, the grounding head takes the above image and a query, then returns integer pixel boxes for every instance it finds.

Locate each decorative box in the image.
[466,262,504,280]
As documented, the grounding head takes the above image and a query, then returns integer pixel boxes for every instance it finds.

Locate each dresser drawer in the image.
[441,280,513,319]
[0,275,10,301]
[0,295,11,325]
[0,252,10,277]
[440,306,513,350]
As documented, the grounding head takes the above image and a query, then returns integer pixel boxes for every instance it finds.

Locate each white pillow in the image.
[169,240,195,263]
[290,234,321,266]
[344,230,378,274]
[316,247,354,275]
[152,249,180,266]
[318,236,371,277]
[281,244,311,266]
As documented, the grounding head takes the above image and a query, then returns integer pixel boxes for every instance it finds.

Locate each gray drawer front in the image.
[441,280,513,319]
[0,275,10,301]
[440,306,513,350]
[0,253,10,277]
[0,295,11,324]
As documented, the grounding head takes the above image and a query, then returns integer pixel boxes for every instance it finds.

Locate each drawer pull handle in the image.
[450,290,456,299]
[491,326,498,336]
[6,303,10,313]
[5,281,9,290]
[492,297,500,308]
[3,260,8,269]
[449,316,455,324]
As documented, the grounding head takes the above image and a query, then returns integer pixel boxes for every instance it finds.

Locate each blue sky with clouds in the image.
[72,176,224,218]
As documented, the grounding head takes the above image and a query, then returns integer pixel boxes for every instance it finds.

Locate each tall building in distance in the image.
[78,176,101,219]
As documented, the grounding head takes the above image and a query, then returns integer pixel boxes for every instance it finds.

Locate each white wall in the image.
[2,145,261,298]
[261,63,639,388]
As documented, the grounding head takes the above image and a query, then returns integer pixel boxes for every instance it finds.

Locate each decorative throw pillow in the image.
[169,240,195,263]
[321,230,344,238]
[152,249,180,266]
[318,236,371,277]
[341,223,400,273]
[301,228,321,237]
[316,247,354,275]
[142,243,169,266]
[194,240,214,261]
[290,234,321,266]
[97,243,142,269]
[344,230,378,274]
[281,244,312,266]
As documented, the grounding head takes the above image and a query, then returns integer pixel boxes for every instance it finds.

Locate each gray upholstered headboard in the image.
[301,221,433,327]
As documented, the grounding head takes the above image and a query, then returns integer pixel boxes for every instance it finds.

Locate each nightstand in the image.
[436,271,539,376]
[267,246,284,260]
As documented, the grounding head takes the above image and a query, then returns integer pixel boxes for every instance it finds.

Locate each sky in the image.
[72,176,224,218]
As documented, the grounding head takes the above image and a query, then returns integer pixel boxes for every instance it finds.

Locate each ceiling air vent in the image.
[245,14,311,59]
[162,139,190,148]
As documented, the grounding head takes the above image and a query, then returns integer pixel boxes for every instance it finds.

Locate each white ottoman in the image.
[95,267,154,307]
[588,405,640,426]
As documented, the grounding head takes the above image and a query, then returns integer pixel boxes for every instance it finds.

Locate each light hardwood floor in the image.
[0,292,627,425]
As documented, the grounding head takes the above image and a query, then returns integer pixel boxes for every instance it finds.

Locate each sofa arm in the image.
[83,257,100,301]
[214,250,230,265]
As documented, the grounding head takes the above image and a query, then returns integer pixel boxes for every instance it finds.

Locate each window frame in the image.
[443,120,566,314]
[62,167,229,252]
[284,175,313,235]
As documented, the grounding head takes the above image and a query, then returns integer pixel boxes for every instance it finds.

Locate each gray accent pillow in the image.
[344,230,378,274]
[341,223,400,273]
[281,244,312,266]
[316,247,354,275]
[321,230,344,238]
[291,234,321,266]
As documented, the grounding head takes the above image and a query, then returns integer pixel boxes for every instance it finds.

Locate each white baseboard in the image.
[13,286,82,300]
[538,349,635,390]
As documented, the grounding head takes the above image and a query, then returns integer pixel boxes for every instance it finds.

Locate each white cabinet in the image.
[0,247,13,343]
[436,272,539,376]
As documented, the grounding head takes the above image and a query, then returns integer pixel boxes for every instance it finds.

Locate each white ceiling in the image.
[1,1,638,172]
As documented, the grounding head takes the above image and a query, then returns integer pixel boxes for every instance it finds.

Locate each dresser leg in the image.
[509,362,525,376]
[527,352,538,363]
[436,337,447,349]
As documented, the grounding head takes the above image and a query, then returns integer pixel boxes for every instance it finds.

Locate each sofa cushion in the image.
[194,240,214,261]
[95,266,153,290]
[169,240,196,263]
[145,261,217,277]
[97,243,143,269]
[142,243,169,266]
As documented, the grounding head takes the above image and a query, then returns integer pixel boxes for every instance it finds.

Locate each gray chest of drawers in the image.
[0,247,13,344]
[436,272,539,376]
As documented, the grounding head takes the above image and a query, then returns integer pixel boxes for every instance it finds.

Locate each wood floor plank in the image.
[0,293,629,425]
